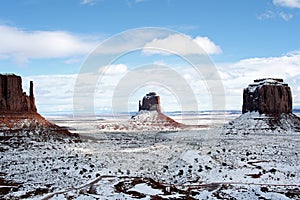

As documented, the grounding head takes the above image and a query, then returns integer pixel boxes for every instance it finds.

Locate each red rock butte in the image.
[0,74,75,137]
[134,92,207,130]
[242,78,292,115]
[224,78,300,134]
[138,92,161,113]
[0,74,37,113]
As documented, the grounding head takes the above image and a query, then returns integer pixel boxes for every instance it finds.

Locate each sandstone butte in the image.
[139,92,161,113]
[223,78,300,134]
[242,78,292,115]
[0,74,76,138]
[136,92,184,128]
[135,92,207,129]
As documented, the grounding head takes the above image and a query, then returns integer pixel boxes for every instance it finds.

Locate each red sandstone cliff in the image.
[0,74,77,139]
[242,78,292,115]
[0,74,37,113]
[224,78,300,134]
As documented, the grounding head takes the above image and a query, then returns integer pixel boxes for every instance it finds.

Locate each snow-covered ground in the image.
[1,111,299,199]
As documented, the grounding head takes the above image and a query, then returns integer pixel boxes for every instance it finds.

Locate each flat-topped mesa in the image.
[138,92,161,113]
[223,78,300,135]
[0,74,37,113]
[242,78,292,115]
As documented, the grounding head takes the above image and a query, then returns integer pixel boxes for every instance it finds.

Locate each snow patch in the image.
[128,183,163,195]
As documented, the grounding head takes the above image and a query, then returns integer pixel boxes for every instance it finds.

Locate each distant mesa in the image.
[133,92,184,129]
[99,92,207,132]
[0,74,77,140]
[224,78,300,134]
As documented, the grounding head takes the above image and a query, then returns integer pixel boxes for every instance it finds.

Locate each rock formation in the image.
[139,92,161,112]
[132,92,185,130]
[99,92,207,132]
[0,74,77,139]
[242,78,292,115]
[0,74,37,113]
[135,92,184,129]
[224,78,300,135]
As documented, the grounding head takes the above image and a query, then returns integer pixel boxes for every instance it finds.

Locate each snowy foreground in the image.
[1,112,300,199]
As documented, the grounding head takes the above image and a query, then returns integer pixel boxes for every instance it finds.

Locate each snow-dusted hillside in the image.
[97,110,212,133]
[1,113,299,199]
[98,111,190,132]
[222,111,300,135]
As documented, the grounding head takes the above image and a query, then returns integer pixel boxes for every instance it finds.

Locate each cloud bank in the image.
[273,0,300,8]
[25,50,300,114]
[0,25,221,67]
[217,51,300,109]
[0,25,99,64]
[143,34,222,55]
[24,64,129,114]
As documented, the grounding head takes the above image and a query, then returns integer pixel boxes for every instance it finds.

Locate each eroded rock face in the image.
[222,78,300,135]
[0,74,37,113]
[99,92,208,132]
[0,74,77,139]
[242,78,292,115]
[138,92,161,113]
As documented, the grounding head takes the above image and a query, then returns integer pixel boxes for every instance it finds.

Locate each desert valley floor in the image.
[0,111,299,199]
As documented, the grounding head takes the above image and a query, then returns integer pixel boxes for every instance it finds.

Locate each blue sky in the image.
[0,0,300,114]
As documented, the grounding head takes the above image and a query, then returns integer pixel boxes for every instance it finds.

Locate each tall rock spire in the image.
[0,74,37,113]
[29,80,37,112]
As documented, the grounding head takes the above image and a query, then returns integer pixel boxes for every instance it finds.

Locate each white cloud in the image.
[0,25,99,64]
[80,0,97,5]
[143,34,222,55]
[257,10,275,20]
[23,74,77,114]
[258,10,293,21]
[273,0,300,8]
[24,64,129,114]
[194,36,222,54]
[217,51,300,109]
[279,12,293,21]
[92,29,169,55]
[24,51,300,114]
[98,64,128,75]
